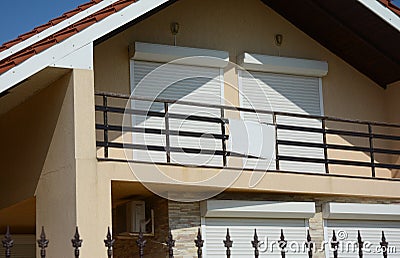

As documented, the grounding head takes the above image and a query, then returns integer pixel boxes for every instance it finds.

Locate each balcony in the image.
[95,91,400,181]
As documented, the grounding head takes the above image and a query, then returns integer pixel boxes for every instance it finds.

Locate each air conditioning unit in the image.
[115,200,154,235]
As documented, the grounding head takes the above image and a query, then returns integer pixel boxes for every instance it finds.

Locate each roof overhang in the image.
[261,0,400,88]
[0,0,173,95]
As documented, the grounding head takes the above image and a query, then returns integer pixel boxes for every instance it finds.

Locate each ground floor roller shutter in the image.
[10,235,35,258]
[325,220,400,258]
[239,71,324,173]
[204,218,309,257]
[131,60,223,166]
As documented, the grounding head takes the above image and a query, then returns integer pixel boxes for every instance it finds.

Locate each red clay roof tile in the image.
[30,39,58,53]
[114,0,135,11]
[18,30,38,41]
[0,0,137,75]
[0,62,15,74]
[63,8,83,18]
[73,17,98,31]
[94,6,117,21]
[53,28,79,42]
[78,1,98,10]
[2,38,23,48]
[10,49,36,65]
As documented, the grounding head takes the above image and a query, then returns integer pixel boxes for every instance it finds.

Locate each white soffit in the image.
[238,52,328,77]
[323,202,400,221]
[357,0,400,32]
[200,200,316,219]
[133,42,229,68]
[0,0,170,94]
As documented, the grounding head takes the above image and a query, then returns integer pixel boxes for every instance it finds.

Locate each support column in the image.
[308,202,326,258]
[36,69,111,257]
[168,201,201,258]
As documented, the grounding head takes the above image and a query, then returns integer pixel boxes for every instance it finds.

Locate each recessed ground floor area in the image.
[110,181,400,258]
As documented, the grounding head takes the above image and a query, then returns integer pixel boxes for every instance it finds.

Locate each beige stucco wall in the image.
[94,0,387,120]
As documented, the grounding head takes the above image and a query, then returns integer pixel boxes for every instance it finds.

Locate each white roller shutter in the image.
[240,71,324,173]
[325,220,400,258]
[10,235,35,258]
[204,218,309,257]
[132,61,223,166]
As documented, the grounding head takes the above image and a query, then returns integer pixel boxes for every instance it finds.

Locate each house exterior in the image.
[1,0,400,257]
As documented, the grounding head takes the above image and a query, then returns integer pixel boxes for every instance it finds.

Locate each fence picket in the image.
[71,227,83,258]
[2,226,13,258]
[380,231,388,258]
[358,230,364,258]
[194,228,204,258]
[306,230,313,258]
[136,229,146,258]
[223,228,233,258]
[251,229,260,258]
[166,229,175,258]
[279,229,287,258]
[104,227,114,258]
[331,230,339,258]
[37,227,49,258]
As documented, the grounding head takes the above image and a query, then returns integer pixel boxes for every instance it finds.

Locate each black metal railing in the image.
[95,91,400,180]
[1,226,394,257]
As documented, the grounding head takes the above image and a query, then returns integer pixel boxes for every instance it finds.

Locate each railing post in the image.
[331,230,339,258]
[278,229,287,258]
[273,113,280,170]
[368,124,376,177]
[37,227,49,258]
[2,226,13,258]
[166,229,175,258]
[380,231,388,258]
[136,229,146,258]
[224,228,233,258]
[357,230,363,258]
[103,95,109,158]
[306,230,313,258]
[104,227,115,258]
[194,228,204,258]
[164,102,171,163]
[322,118,329,174]
[71,226,83,258]
[251,229,259,258]
[220,107,227,167]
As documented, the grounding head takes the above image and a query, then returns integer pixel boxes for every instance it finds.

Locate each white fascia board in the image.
[133,42,229,68]
[238,52,328,77]
[50,42,93,70]
[323,202,400,221]
[0,0,170,94]
[0,0,120,61]
[200,200,316,219]
[357,0,400,32]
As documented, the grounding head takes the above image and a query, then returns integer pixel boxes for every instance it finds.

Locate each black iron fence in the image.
[1,226,393,257]
[95,91,400,180]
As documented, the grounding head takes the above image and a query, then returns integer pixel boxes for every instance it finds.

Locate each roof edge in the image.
[0,0,119,62]
[0,0,170,94]
[357,0,400,32]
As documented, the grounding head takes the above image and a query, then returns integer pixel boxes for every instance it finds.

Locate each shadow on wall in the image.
[0,72,72,210]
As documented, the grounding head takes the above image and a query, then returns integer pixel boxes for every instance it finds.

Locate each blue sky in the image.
[1,0,400,45]
[0,0,88,44]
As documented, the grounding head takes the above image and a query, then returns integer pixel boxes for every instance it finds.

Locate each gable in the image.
[0,0,399,94]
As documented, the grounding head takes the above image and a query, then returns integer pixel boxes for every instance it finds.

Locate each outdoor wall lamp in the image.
[275,34,283,46]
[170,22,180,46]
